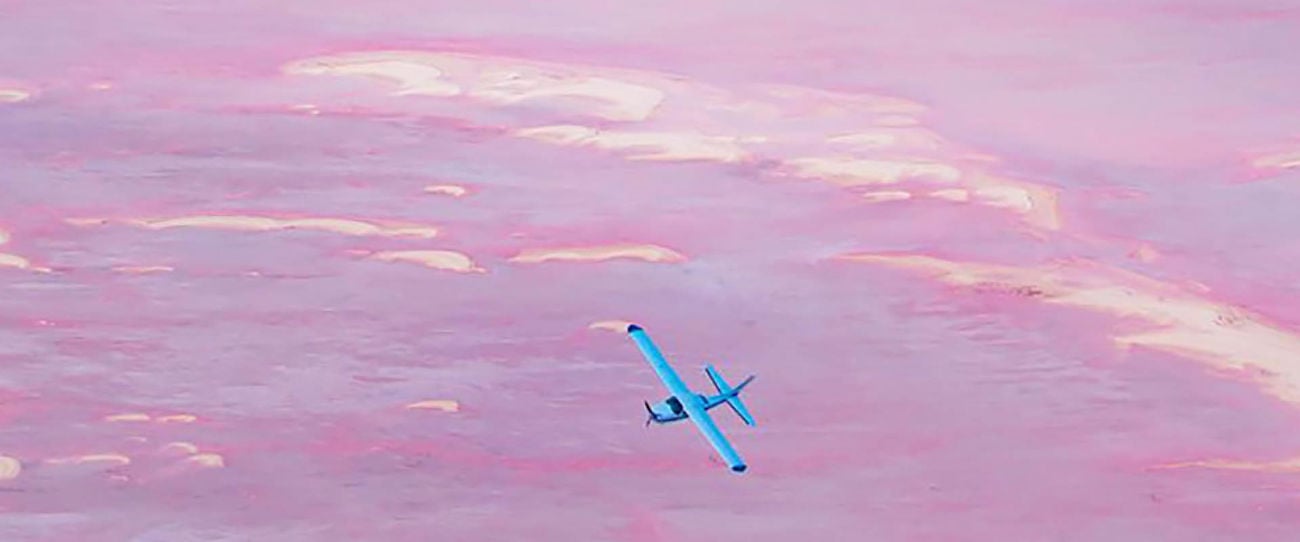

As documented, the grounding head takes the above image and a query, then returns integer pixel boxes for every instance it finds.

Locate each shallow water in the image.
[2,2,1299,540]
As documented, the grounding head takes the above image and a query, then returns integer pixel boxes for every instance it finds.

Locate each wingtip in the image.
[626,324,643,333]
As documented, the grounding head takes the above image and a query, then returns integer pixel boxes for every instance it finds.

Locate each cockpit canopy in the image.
[647,395,688,422]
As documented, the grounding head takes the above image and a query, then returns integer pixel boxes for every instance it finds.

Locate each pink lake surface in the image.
[2,1,1300,540]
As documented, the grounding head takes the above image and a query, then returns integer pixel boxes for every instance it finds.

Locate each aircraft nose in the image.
[731,464,748,473]
[627,324,643,333]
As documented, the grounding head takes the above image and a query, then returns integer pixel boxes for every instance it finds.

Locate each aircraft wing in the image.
[627,325,692,396]
[680,397,748,473]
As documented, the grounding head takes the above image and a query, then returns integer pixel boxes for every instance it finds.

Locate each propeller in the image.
[644,401,656,427]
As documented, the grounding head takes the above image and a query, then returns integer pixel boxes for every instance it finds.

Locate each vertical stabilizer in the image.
[704,365,756,426]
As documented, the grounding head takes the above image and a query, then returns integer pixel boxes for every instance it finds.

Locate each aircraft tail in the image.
[705,364,756,426]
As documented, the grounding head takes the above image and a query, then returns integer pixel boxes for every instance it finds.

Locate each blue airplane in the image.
[626,324,756,474]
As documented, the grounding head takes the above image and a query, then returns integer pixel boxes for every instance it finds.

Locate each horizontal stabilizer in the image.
[705,364,756,426]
